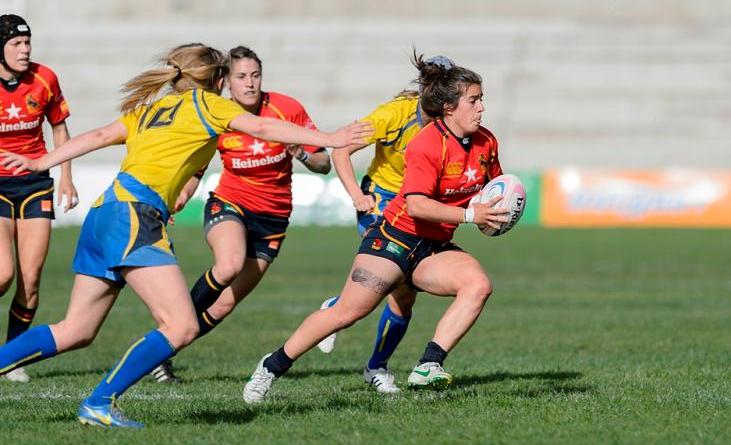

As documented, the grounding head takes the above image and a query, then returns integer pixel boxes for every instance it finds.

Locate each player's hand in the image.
[472,195,510,230]
[0,152,43,175]
[330,121,373,148]
[58,176,79,213]
[286,144,304,158]
[172,190,192,214]
[352,193,375,212]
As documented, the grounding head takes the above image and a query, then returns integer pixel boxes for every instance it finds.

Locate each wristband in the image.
[296,151,310,163]
[463,207,475,224]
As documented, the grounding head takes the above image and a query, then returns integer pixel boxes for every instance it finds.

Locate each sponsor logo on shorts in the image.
[386,242,404,256]
[210,202,222,215]
[268,240,280,250]
[41,200,52,212]
[371,238,384,251]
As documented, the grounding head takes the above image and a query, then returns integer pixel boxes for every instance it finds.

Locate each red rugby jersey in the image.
[384,120,503,241]
[0,63,70,176]
[214,91,321,217]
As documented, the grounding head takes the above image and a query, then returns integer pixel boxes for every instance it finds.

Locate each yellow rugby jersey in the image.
[363,95,425,193]
[117,89,245,211]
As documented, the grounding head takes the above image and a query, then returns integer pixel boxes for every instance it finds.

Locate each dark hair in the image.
[227,46,262,72]
[412,50,482,118]
[120,43,227,114]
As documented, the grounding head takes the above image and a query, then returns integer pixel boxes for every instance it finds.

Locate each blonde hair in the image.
[394,89,418,99]
[119,43,227,114]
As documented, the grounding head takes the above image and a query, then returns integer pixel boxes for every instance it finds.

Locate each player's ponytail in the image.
[120,43,227,114]
[412,49,481,118]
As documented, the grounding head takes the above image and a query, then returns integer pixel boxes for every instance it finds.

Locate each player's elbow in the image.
[405,195,428,219]
[246,117,271,140]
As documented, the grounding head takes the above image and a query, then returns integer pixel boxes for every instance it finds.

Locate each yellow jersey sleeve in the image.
[361,100,407,145]
[118,110,141,134]
[196,90,247,134]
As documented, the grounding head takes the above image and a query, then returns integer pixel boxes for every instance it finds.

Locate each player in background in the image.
[243,53,508,403]
[0,43,371,427]
[0,14,78,383]
[150,46,332,383]
[315,55,455,394]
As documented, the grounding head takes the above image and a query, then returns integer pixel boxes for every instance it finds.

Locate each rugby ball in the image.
[468,174,526,236]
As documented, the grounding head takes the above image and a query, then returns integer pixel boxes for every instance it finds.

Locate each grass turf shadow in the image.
[452,370,583,387]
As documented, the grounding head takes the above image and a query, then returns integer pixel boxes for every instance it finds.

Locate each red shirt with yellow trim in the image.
[384,120,502,242]
[214,91,320,218]
[0,62,70,176]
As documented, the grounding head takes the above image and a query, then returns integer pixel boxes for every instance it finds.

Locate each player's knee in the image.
[53,321,96,351]
[170,320,199,348]
[19,269,42,294]
[471,275,493,304]
[332,305,369,329]
[213,257,245,285]
[460,274,492,306]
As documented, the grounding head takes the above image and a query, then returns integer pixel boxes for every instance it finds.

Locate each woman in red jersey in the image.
[0,15,78,382]
[243,53,510,402]
[150,46,332,383]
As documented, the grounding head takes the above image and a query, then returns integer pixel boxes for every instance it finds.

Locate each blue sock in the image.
[0,325,57,375]
[326,295,339,308]
[367,303,411,370]
[87,330,176,406]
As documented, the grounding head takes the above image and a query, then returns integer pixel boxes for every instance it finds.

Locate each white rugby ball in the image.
[468,174,527,236]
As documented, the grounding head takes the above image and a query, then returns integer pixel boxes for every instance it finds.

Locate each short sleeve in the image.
[117,111,139,134]
[401,136,441,197]
[43,69,70,125]
[198,91,246,134]
[361,101,403,145]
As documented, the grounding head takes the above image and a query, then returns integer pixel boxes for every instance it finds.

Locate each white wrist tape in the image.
[464,207,475,224]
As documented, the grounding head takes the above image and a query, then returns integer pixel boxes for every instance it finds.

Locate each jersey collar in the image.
[435,119,472,152]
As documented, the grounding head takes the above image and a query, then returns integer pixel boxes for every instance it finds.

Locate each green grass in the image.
[0,226,729,444]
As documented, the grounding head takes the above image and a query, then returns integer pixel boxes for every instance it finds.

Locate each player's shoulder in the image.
[407,122,442,152]
[378,94,418,113]
[27,62,60,85]
[265,91,306,113]
[473,125,498,148]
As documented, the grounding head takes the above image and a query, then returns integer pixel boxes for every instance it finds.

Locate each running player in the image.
[243,53,508,403]
[0,14,78,382]
[315,55,455,394]
[0,43,371,427]
[150,46,332,383]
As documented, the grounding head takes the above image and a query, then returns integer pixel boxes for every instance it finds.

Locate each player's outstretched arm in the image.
[332,143,375,212]
[0,121,127,175]
[230,114,373,150]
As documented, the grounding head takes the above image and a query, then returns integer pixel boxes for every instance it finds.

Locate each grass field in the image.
[0,225,728,444]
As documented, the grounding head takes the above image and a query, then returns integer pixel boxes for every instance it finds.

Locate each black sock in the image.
[263,346,294,377]
[419,341,448,366]
[190,269,225,313]
[7,300,37,342]
[196,310,222,338]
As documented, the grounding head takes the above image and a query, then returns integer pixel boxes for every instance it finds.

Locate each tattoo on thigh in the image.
[351,268,393,294]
